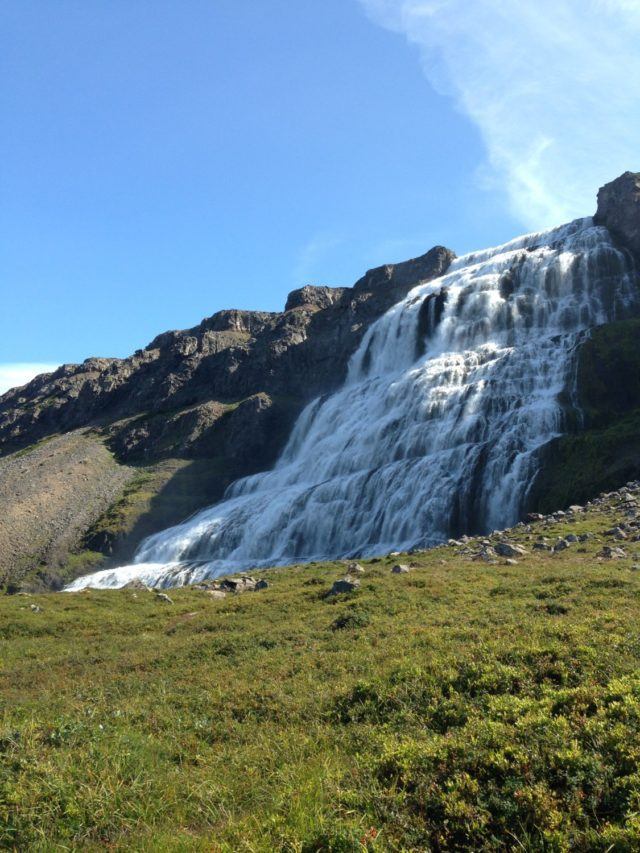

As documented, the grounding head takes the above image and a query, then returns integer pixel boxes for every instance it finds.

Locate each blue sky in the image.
[1,0,638,393]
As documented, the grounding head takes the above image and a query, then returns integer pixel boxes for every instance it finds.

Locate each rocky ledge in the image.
[0,244,454,587]
[595,171,640,259]
[0,244,454,461]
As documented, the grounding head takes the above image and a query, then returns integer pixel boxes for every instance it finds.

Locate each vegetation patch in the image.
[7,434,57,459]
[2,501,640,849]
[330,606,372,631]
[530,319,640,512]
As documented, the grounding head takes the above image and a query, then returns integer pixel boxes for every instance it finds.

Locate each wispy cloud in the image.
[0,363,59,396]
[293,233,345,286]
[358,0,640,228]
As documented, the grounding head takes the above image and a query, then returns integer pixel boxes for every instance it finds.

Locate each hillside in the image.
[1,171,639,592]
[0,248,454,590]
[3,485,640,849]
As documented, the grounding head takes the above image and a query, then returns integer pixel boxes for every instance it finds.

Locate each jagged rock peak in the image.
[0,239,456,457]
[285,285,347,312]
[594,171,640,258]
[353,245,455,293]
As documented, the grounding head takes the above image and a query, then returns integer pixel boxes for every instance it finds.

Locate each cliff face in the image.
[527,317,640,512]
[525,171,640,514]
[594,171,640,259]
[0,245,455,588]
[3,171,640,592]
[0,245,454,462]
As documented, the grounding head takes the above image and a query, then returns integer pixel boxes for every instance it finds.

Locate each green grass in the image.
[6,434,57,460]
[2,502,640,850]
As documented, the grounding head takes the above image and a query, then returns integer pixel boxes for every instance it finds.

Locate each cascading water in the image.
[67,218,638,589]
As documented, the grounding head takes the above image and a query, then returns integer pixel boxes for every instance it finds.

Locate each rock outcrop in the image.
[526,316,640,513]
[0,244,454,587]
[0,245,454,461]
[594,171,640,259]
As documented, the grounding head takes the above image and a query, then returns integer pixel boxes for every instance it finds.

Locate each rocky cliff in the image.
[594,171,640,257]
[2,172,640,592]
[0,246,454,461]
[0,245,454,588]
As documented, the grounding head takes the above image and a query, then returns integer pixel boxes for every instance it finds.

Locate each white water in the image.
[68,219,638,589]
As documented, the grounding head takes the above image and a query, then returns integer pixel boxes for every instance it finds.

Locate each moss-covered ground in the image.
[3,495,640,850]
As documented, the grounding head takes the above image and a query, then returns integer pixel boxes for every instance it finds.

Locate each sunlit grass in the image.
[2,502,640,849]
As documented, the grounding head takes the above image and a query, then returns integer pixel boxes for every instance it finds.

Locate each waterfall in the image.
[67,218,638,589]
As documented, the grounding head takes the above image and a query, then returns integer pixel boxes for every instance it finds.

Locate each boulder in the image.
[597,545,627,559]
[221,576,257,593]
[391,564,411,574]
[346,562,365,574]
[154,592,174,604]
[327,577,360,595]
[495,542,528,558]
[473,546,498,562]
[124,579,150,591]
[254,579,269,590]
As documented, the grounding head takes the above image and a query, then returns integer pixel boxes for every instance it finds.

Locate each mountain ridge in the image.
[2,172,639,592]
[0,245,455,589]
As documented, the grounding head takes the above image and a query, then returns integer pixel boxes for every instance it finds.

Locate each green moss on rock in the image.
[576,317,640,426]
[529,318,640,512]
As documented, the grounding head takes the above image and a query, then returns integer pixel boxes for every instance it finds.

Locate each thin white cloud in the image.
[293,233,344,286]
[0,363,59,396]
[359,0,640,228]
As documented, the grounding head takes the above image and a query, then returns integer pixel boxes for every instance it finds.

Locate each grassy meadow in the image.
[2,496,640,850]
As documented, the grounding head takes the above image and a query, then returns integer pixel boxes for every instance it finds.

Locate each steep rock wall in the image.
[0,246,454,587]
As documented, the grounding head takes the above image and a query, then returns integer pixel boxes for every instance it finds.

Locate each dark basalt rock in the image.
[526,317,640,514]
[327,577,360,595]
[284,285,347,312]
[415,288,448,358]
[0,245,455,466]
[594,171,640,259]
[353,246,453,293]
